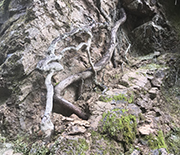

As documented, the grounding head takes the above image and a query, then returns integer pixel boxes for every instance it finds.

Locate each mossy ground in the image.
[99,108,137,151]
[11,134,49,155]
[90,131,124,155]
[11,134,89,155]
[54,138,89,155]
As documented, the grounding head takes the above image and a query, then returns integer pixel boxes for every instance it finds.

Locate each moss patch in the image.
[99,108,137,150]
[99,93,134,104]
[55,138,89,155]
[12,134,49,155]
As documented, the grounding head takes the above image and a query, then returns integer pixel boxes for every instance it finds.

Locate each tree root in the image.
[37,5,127,138]
[54,8,127,119]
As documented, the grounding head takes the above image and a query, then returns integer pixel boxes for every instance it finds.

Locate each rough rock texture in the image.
[0,0,180,154]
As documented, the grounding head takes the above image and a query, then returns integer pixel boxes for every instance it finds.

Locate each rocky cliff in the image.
[0,0,180,154]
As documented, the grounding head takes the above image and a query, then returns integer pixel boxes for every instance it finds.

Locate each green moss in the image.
[99,93,134,104]
[12,134,50,155]
[99,96,113,102]
[13,135,30,154]
[57,138,89,155]
[145,130,168,150]
[77,139,89,154]
[99,109,137,150]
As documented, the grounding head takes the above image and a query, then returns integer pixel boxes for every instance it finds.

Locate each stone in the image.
[105,88,127,96]
[130,149,140,155]
[149,87,158,99]
[67,125,86,135]
[151,78,162,88]
[138,124,155,135]
[122,69,149,89]
[2,149,14,155]
[127,104,142,117]
[136,97,153,110]
[151,148,169,155]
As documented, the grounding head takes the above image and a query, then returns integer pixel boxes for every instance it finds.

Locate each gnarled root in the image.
[37,6,127,139]
[54,8,127,120]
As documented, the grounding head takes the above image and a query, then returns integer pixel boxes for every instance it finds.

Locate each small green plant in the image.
[99,96,112,102]
[13,137,30,154]
[30,143,49,155]
[114,74,120,79]
[145,130,168,150]
[128,77,136,82]
[54,81,60,86]
[128,93,134,103]
[99,93,134,104]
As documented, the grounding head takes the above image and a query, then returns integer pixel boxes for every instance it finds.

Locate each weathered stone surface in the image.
[122,69,149,90]
[151,78,162,88]
[2,149,14,155]
[130,149,140,155]
[13,153,23,155]
[136,97,153,110]
[151,148,171,155]
[127,104,142,117]
[149,87,158,99]
[67,125,86,135]
[138,124,155,135]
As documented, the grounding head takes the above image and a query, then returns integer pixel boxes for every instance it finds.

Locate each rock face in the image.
[122,0,179,55]
[0,0,180,154]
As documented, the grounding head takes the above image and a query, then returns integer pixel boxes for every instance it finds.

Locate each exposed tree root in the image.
[54,8,127,119]
[37,3,127,138]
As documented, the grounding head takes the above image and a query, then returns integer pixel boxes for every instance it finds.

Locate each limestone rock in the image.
[138,124,155,135]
